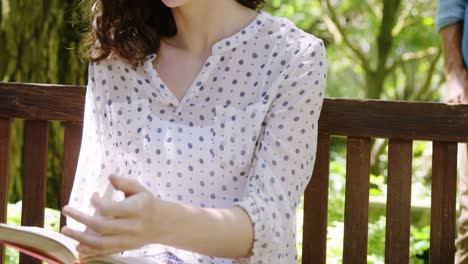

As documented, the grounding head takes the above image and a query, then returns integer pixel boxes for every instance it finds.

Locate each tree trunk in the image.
[0,0,88,209]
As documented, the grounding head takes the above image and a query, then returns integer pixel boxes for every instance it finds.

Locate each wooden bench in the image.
[1,82,468,264]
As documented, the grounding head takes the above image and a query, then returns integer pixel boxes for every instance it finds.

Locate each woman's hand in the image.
[446,70,468,104]
[61,175,162,259]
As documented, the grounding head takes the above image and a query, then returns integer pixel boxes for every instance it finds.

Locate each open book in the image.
[0,223,171,264]
[0,175,185,264]
[0,224,186,264]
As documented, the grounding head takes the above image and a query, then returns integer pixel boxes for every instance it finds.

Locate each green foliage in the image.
[265,0,442,102]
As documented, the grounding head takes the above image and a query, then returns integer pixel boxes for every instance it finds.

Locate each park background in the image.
[1,0,444,263]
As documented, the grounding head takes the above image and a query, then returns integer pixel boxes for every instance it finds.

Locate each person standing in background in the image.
[436,0,468,263]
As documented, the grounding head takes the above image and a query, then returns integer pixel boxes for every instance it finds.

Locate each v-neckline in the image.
[147,53,218,110]
[144,11,265,112]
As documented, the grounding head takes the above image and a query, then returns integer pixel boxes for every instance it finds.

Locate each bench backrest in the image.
[304,99,468,264]
[1,82,468,264]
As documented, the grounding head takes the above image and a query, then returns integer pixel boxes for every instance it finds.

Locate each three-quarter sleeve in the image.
[66,62,108,232]
[435,0,468,32]
[233,38,328,263]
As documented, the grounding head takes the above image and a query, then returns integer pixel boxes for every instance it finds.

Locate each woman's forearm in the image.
[61,176,254,259]
[153,198,254,259]
[440,22,465,75]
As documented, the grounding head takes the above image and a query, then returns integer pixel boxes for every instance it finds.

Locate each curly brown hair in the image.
[78,0,266,68]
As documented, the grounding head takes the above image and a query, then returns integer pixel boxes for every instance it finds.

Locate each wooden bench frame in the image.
[1,82,468,264]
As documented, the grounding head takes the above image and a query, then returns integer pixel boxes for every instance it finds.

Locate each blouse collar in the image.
[144,10,266,61]
[210,10,266,55]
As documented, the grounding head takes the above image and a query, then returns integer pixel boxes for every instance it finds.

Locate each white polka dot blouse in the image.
[67,10,328,264]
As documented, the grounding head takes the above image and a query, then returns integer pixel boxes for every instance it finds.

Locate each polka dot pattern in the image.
[67,10,328,264]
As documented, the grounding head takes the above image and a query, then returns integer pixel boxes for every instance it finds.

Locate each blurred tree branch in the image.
[321,0,371,73]
[386,47,439,75]
[409,49,442,101]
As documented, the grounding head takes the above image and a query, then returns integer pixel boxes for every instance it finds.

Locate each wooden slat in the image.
[319,99,468,142]
[430,141,457,264]
[343,137,371,264]
[0,82,85,123]
[0,119,11,223]
[1,83,468,142]
[0,118,11,264]
[385,139,413,264]
[20,120,48,264]
[302,133,330,264]
[60,122,83,228]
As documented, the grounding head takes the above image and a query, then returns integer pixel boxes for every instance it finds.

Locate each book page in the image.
[0,223,78,263]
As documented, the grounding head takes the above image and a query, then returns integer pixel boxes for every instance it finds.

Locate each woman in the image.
[61,0,328,263]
